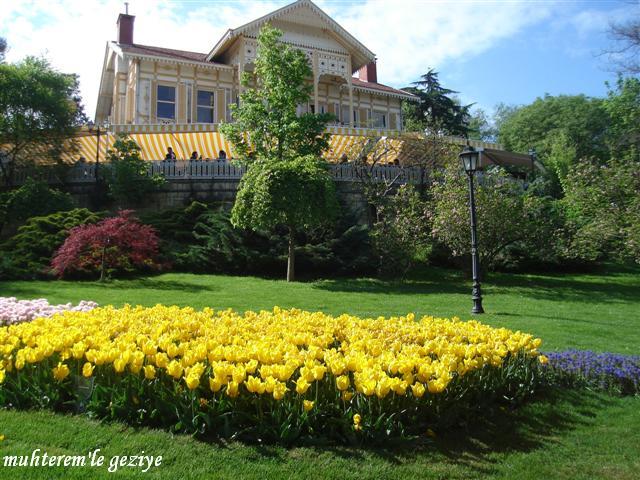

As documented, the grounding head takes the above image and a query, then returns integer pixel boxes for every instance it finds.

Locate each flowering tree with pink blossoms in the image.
[51,210,161,280]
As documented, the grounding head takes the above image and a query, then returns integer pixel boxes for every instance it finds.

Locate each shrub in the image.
[0,177,74,233]
[0,305,546,444]
[561,156,640,264]
[51,210,161,280]
[0,208,102,280]
[143,203,376,278]
[0,297,97,327]
[371,185,431,278]
[139,201,209,268]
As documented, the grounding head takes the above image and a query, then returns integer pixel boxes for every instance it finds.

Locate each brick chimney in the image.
[358,61,377,83]
[117,13,135,45]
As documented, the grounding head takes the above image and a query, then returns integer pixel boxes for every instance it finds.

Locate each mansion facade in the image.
[95,0,416,134]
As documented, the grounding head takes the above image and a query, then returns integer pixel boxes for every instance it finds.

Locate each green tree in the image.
[104,134,165,206]
[401,69,472,136]
[428,163,540,272]
[561,156,640,264]
[0,57,86,185]
[220,24,333,163]
[231,155,338,281]
[497,94,609,163]
[603,76,640,157]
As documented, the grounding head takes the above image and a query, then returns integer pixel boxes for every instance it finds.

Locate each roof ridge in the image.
[126,42,208,57]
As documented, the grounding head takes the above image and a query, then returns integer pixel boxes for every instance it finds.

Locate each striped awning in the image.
[3,128,528,169]
[72,132,235,162]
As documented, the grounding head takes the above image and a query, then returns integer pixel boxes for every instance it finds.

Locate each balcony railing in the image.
[8,160,426,186]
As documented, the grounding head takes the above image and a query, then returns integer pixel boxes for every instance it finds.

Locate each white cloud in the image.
[1,0,561,118]
[321,0,557,88]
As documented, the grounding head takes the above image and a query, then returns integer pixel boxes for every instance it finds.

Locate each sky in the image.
[1,0,636,119]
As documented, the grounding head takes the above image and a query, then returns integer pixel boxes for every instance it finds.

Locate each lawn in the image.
[1,266,639,479]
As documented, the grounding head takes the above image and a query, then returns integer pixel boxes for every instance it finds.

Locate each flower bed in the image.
[0,305,546,443]
[544,350,640,395]
[0,297,98,326]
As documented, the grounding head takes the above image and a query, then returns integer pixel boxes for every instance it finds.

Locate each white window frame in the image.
[156,84,176,121]
[196,89,215,124]
[372,110,387,128]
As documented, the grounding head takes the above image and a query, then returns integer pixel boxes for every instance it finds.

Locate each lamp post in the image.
[87,120,109,183]
[528,147,537,180]
[459,145,484,314]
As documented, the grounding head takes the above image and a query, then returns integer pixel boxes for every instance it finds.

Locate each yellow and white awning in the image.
[71,132,234,162]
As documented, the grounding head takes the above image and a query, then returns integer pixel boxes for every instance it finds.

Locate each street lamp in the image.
[87,120,103,182]
[459,145,484,314]
[528,147,537,180]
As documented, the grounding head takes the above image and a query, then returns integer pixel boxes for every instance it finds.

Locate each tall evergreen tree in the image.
[401,69,472,136]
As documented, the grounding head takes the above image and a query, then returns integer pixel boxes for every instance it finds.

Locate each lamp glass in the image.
[460,148,480,173]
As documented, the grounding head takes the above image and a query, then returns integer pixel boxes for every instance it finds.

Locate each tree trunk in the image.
[287,227,295,282]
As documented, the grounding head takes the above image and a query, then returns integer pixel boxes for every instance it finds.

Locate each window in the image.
[157,85,175,120]
[372,111,387,128]
[341,106,350,125]
[197,90,214,123]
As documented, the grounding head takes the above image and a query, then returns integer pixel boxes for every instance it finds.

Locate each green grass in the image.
[1,267,639,479]
[1,266,638,353]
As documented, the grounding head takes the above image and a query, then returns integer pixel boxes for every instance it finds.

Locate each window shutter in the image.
[177,84,186,121]
[150,81,157,121]
[216,90,225,123]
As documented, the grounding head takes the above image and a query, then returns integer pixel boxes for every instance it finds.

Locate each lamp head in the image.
[459,145,480,174]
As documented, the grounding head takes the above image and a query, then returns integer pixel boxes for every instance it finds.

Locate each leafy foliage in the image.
[0,177,73,233]
[561,157,640,264]
[498,94,609,163]
[0,208,101,280]
[371,185,431,277]
[220,24,333,163]
[428,164,551,272]
[51,210,161,280]
[139,201,209,267]
[103,134,165,205]
[603,77,640,157]
[0,57,86,184]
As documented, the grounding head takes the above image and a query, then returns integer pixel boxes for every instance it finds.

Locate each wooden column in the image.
[348,79,354,127]
[313,54,319,114]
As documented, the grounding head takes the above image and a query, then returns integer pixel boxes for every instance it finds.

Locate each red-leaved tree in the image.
[51,210,161,280]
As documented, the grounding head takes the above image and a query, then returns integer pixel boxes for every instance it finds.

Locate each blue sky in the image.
[0,0,635,118]
[442,1,633,112]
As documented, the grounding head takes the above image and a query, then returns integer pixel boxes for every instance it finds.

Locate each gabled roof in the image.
[206,0,376,71]
[117,43,231,69]
[352,78,417,100]
[120,43,208,62]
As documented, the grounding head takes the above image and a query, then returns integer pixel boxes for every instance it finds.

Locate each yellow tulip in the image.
[303,400,314,412]
[52,362,70,381]
[143,365,156,380]
[82,362,95,378]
